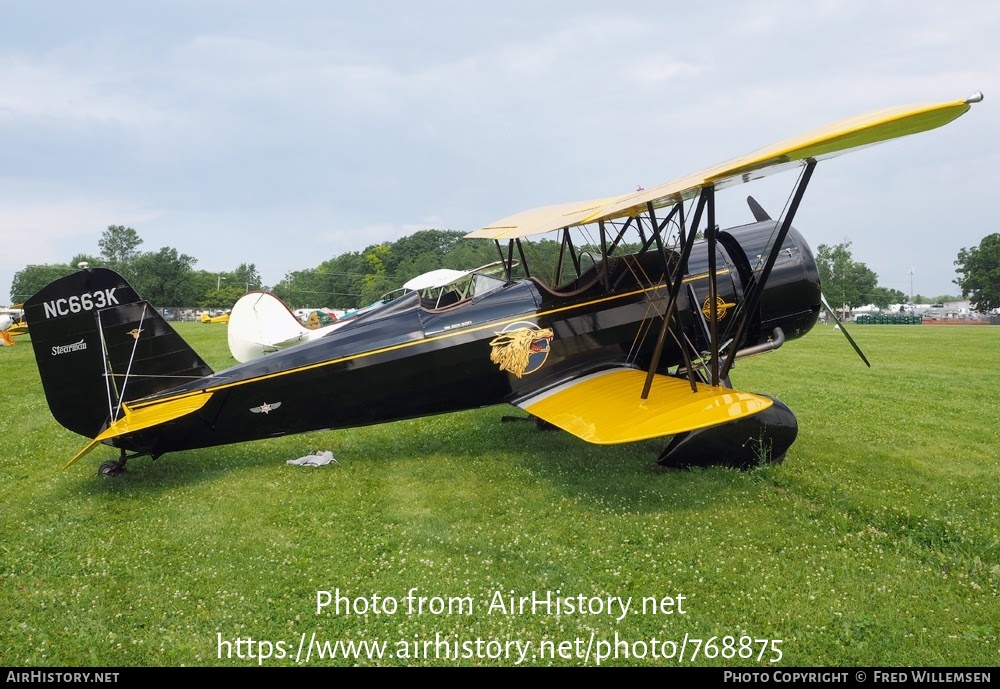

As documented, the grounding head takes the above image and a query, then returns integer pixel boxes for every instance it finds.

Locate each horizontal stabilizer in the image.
[517,368,773,444]
[65,393,214,467]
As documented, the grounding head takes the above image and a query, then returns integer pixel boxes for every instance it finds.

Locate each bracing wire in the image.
[96,310,116,421]
[114,304,147,419]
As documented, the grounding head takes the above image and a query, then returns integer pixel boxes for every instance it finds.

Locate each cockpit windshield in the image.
[414,260,516,310]
[472,272,506,299]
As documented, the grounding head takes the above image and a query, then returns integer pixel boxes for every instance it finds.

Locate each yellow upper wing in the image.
[469,93,980,240]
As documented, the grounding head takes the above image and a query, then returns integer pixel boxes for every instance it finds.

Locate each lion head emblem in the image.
[489,322,554,378]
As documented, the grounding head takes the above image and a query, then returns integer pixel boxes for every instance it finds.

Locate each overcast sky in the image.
[1,0,997,305]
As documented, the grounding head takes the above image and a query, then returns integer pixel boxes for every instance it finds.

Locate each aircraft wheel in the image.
[657,396,798,469]
[98,460,126,477]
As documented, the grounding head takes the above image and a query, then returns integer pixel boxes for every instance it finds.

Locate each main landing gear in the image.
[657,396,798,470]
[500,414,558,431]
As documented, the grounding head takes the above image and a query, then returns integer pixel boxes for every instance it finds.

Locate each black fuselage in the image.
[119,221,820,456]
[25,221,820,459]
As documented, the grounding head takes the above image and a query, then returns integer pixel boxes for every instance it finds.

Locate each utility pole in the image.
[909,267,915,304]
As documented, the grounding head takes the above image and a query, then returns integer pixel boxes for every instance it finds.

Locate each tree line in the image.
[817,237,998,310]
[10,225,997,312]
[818,241,933,309]
[10,225,509,310]
[10,225,262,308]
[954,233,1000,312]
[269,229,505,309]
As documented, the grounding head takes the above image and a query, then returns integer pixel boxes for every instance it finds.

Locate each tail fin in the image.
[23,267,213,440]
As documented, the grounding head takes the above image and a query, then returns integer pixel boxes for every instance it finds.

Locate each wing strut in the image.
[606,215,635,256]
[564,228,581,278]
[706,186,721,386]
[641,187,710,400]
[554,229,567,284]
[599,221,610,290]
[495,240,512,281]
[646,201,664,261]
[672,315,702,392]
[515,239,530,278]
[644,201,670,269]
[720,160,816,380]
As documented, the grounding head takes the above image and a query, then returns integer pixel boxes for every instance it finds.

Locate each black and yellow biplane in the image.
[24,93,981,475]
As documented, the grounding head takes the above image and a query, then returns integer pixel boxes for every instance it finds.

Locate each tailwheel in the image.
[98,450,129,477]
[657,396,798,469]
[98,460,126,477]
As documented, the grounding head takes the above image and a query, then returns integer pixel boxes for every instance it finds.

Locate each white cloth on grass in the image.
[287,450,338,466]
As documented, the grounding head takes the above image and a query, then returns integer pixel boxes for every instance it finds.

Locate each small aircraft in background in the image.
[2,305,28,333]
[227,261,516,362]
[200,310,230,324]
[1,305,28,346]
[1,314,15,346]
[22,93,980,475]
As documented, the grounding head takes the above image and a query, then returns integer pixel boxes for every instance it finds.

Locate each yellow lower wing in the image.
[519,368,772,445]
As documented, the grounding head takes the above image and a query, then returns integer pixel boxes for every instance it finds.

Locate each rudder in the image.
[24,268,213,440]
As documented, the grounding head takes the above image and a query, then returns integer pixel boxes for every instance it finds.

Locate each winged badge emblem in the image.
[250,402,282,414]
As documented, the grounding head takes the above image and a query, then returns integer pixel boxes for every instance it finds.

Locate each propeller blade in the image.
[820,294,871,367]
[747,196,772,222]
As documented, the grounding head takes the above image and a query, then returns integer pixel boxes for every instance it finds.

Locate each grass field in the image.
[0,323,997,667]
